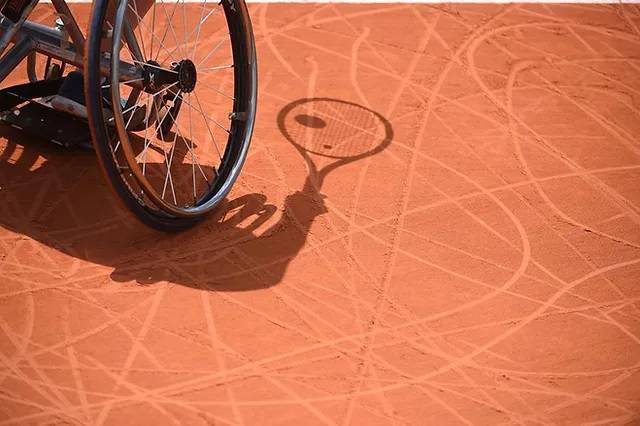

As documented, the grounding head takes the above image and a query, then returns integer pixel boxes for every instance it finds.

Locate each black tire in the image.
[84,0,257,232]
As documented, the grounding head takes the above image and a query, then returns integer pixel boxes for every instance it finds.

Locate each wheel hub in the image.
[142,59,198,93]
[177,59,197,93]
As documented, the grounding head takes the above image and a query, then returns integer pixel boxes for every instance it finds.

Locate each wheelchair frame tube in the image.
[0,0,83,53]
[0,0,39,56]
[50,0,85,50]
[0,36,33,81]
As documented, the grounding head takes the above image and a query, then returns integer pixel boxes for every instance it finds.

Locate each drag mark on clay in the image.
[1,3,640,425]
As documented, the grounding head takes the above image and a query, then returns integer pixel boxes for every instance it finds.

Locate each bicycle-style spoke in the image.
[181,0,188,59]
[111,91,148,155]
[127,7,180,63]
[156,0,187,59]
[181,134,211,191]
[197,37,226,68]
[157,89,183,202]
[199,64,234,73]
[131,60,179,74]
[101,77,143,89]
[172,94,210,186]
[187,92,197,199]
[161,121,181,203]
[176,92,229,137]
[107,81,179,124]
[172,114,211,188]
[140,96,155,176]
[193,79,234,101]
[191,0,208,61]
[149,1,157,60]
[124,92,147,131]
[109,100,143,123]
[192,92,223,168]
[160,6,219,64]
[154,0,182,62]
[128,0,148,60]
[122,16,145,63]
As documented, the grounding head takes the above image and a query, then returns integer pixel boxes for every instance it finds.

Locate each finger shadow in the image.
[0,97,393,292]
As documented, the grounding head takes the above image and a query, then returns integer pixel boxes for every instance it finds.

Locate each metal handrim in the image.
[107,0,252,217]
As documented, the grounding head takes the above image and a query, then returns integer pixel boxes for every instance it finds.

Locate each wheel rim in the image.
[106,0,254,217]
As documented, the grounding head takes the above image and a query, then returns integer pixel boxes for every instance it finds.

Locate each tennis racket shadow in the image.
[0,98,393,292]
[109,97,393,290]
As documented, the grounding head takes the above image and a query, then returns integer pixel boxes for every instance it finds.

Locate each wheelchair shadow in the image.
[0,98,393,292]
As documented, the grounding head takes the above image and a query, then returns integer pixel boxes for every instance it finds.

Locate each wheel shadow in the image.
[0,98,393,291]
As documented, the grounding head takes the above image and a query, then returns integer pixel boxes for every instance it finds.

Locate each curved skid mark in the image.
[2,3,640,424]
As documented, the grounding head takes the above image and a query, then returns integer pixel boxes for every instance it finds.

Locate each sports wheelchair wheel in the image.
[84,0,257,231]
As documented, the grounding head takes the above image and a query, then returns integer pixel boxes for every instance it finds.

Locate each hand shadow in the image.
[0,98,392,291]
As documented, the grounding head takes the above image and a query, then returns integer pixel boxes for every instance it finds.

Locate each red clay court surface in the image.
[1,3,640,425]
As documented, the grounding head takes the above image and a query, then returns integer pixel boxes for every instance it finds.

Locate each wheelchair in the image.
[0,0,257,231]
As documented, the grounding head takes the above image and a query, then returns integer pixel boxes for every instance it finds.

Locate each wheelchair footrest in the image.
[0,101,92,149]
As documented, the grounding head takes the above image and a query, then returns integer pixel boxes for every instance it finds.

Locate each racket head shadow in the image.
[278,98,393,164]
